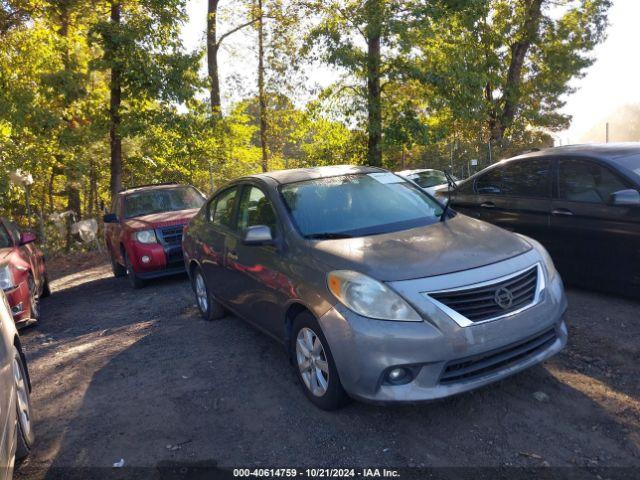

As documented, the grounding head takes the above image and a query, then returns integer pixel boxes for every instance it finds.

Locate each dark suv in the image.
[103,184,206,288]
[449,144,640,296]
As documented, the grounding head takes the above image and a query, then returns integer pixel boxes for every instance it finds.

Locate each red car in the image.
[103,183,206,288]
[0,218,49,327]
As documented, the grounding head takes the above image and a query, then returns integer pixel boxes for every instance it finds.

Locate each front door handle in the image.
[552,208,574,216]
[480,202,495,208]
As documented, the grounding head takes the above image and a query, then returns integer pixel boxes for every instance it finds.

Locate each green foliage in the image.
[0,0,612,253]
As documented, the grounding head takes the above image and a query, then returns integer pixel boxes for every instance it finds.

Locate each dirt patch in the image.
[14,254,640,478]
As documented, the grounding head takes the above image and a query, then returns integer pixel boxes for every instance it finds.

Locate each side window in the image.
[501,159,551,198]
[237,186,278,235]
[475,168,503,195]
[5,220,21,243]
[0,224,12,248]
[455,179,475,195]
[209,187,238,228]
[558,160,627,204]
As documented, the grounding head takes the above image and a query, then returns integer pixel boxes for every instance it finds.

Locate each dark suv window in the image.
[558,159,627,204]
[501,159,551,198]
[475,168,503,195]
[209,187,238,228]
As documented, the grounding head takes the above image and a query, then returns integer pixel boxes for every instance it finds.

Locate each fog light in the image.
[386,367,412,385]
[141,255,150,264]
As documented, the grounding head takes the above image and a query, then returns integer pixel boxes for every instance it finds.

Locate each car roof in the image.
[119,183,187,195]
[507,143,640,163]
[240,165,385,185]
[396,169,443,176]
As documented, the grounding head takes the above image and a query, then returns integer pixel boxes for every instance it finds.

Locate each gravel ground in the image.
[13,252,640,478]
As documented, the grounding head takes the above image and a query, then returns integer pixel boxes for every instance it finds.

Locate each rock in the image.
[533,391,549,402]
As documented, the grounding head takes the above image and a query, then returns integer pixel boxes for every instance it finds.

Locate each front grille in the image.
[429,265,539,323]
[165,249,184,267]
[440,328,557,384]
[157,225,184,246]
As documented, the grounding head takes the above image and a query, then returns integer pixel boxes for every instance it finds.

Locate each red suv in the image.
[0,218,49,327]
[104,183,206,288]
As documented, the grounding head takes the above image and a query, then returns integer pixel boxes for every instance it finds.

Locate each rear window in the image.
[409,170,447,189]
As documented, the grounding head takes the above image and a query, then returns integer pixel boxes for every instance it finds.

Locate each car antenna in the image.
[440,170,457,222]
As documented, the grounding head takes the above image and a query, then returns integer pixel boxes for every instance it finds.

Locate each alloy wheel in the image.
[296,327,330,397]
[195,273,208,313]
[12,357,32,441]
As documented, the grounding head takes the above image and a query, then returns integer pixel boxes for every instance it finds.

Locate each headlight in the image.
[537,244,558,280]
[135,229,157,244]
[0,265,15,291]
[327,270,422,322]
[515,233,557,280]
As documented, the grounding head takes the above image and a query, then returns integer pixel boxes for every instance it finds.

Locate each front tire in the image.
[125,252,145,289]
[111,252,126,278]
[291,312,349,410]
[27,276,40,322]
[12,347,34,459]
[192,267,225,321]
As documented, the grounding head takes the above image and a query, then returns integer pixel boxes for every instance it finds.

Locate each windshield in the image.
[409,171,448,188]
[124,186,205,219]
[280,173,444,238]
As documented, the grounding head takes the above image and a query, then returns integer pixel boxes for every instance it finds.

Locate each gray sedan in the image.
[183,166,567,410]
[0,291,34,478]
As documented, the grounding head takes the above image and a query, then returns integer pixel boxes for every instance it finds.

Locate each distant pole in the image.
[606,122,610,143]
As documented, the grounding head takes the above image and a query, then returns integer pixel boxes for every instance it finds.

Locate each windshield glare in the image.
[410,171,447,188]
[281,173,444,238]
[124,187,205,219]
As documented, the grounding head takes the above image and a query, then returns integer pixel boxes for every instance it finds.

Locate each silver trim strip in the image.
[424,263,545,328]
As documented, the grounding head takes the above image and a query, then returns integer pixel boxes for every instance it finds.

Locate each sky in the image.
[181,0,640,145]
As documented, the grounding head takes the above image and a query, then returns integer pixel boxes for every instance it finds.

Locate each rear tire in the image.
[40,266,51,298]
[192,267,225,321]
[125,252,145,289]
[13,347,34,460]
[291,312,349,410]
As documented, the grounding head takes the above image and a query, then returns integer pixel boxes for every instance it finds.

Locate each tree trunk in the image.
[489,0,544,145]
[257,0,268,172]
[109,1,123,199]
[365,0,382,167]
[207,0,222,114]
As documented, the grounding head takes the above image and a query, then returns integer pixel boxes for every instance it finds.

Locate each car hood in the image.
[123,208,199,230]
[309,214,532,282]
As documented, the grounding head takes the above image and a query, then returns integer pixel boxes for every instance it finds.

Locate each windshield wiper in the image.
[305,232,354,239]
[440,171,458,222]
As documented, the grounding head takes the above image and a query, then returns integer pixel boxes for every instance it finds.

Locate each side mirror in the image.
[610,189,640,206]
[19,231,37,245]
[243,225,273,246]
[103,213,119,223]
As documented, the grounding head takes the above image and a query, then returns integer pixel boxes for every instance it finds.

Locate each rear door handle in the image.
[552,208,574,216]
[480,202,495,208]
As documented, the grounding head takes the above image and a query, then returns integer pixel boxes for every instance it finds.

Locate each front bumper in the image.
[318,253,568,404]
[128,225,187,278]
[5,281,31,325]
